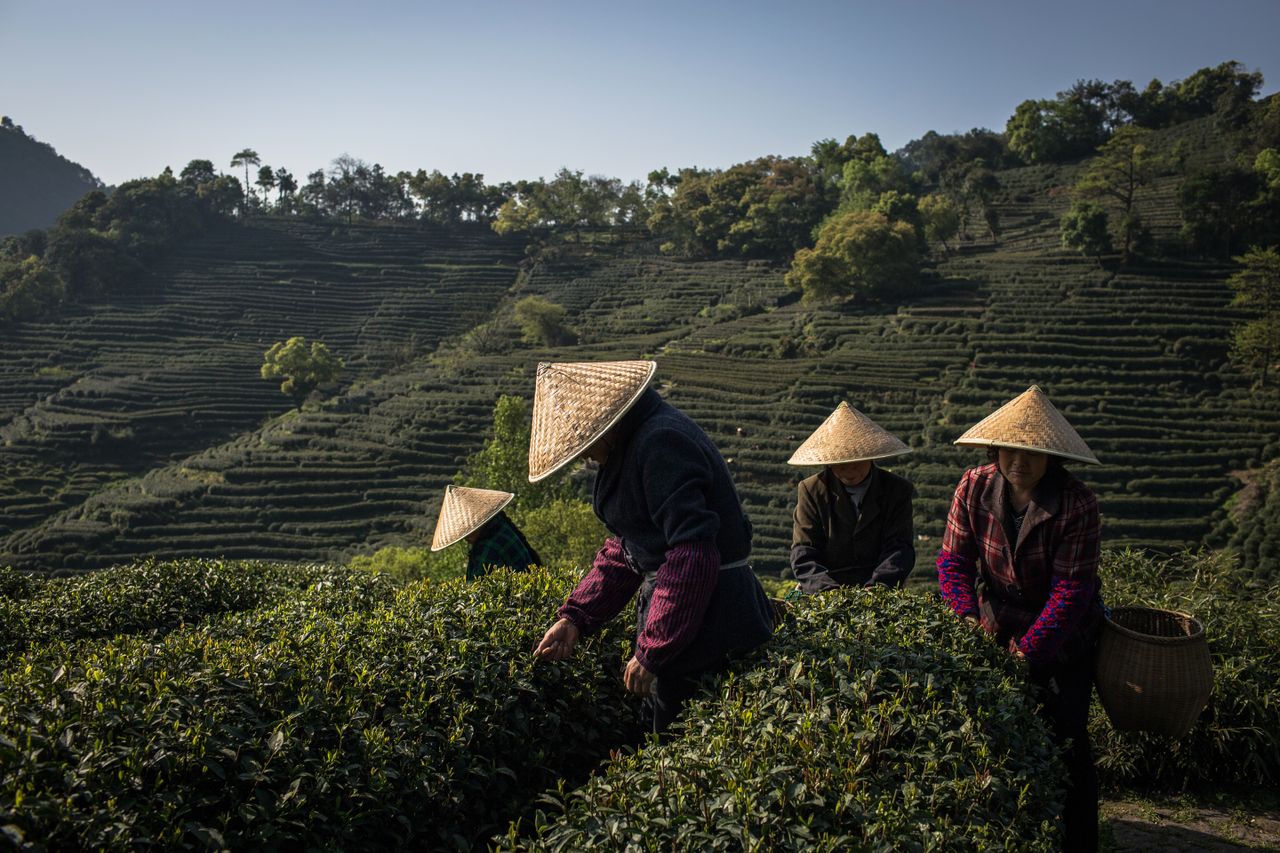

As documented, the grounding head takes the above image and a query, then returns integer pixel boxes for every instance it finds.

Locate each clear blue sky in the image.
[3,0,1278,187]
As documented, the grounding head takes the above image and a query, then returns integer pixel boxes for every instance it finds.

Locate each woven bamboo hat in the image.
[430,485,515,551]
[787,402,911,466]
[528,360,657,482]
[954,385,1100,465]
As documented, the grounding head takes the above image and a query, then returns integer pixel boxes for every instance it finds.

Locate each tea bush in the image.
[504,587,1063,851]
[349,543,465,585]
[0,567,35,601]
[1092,548,1280,787]
[0,565,644,850]
[0,558,393,657]
[514,499,607,570]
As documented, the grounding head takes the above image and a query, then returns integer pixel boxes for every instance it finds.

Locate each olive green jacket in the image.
[790,465,915,593]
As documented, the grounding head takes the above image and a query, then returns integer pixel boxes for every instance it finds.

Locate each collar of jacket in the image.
[820,464,882,533]
[981,463,1064,554]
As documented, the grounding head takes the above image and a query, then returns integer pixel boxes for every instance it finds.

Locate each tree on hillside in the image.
[810,136,857,187]
[179,159,217,187]
[458,395,580,509]
[1257,149,1280,193]
[785,209,919,303]
[943,162,1000,240]
[196,175,243,218]
[1060,201,1112,263]
[870,190,922,239]
[646,157,831,257]
[327,154,366,223]
[513,295,575,346]
[1074,126,1164,261]
[492,195,544,235]
[274,168,297,212]
[44,224,135,296]
[840,152,915,211]
[409,170,510,225]
[730,158,829,255]
[230,149,260,212]
[919,194,960,255]
[903,128,1015,189]
[1227,247,1280,387]
[300,170,327,217]
[0,255,65,323]
[256,166,276,208]
[1006,98,1101,164]
[260,337,344,407]
[1180,166,1263,257]
[1173,61,1263,125]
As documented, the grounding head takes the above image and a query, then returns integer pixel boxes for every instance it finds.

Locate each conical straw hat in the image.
[430,485,515,551]
[787,401,911,466]
[954,385,1099,465]
[528,360,657,482]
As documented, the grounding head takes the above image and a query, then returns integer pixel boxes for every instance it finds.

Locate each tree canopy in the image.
[512,296,575,346]
[784,210,920,303]
[1073,126,1165,260]
[1227,247,1280,387]
[259,337,344,406]
[1005,62,1265,165]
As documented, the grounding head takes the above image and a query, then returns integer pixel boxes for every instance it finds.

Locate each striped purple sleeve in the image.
[558,538,642,636]
[936,549,979,619]
[634,541,718,675]
[1017,575,1095,664]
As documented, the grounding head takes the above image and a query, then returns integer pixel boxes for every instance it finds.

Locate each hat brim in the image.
[430,491,515,551]
[954,437,1100,465]
[787,447,913,466]
[528,362,657,482]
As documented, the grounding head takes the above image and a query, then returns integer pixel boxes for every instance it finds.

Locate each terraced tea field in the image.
[2,135,1275,576]
[0,220,525,566]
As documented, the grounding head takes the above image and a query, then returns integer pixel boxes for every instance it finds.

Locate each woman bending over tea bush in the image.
[529,361,774,733]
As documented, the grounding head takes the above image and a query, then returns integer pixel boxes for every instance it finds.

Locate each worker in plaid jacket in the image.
[936,386,1104,853]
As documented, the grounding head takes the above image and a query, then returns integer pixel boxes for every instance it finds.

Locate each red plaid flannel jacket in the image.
[939,463,1101,659]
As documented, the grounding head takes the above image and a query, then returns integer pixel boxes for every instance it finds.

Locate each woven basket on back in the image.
[1095,606,1213,738]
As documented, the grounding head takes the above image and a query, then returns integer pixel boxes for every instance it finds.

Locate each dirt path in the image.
[1103,790,1280,851]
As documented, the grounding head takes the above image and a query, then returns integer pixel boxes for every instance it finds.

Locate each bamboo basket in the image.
[1095,606,1213,738]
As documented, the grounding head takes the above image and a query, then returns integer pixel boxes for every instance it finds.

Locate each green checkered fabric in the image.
[466,512,538,580]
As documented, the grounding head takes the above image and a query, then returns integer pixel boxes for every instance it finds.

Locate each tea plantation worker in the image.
[529,360,775,733]
[787,401,916,593]
[430,485,540,581]
[936,385,1103,853]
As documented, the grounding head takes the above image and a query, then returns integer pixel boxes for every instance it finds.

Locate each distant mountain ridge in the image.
[0,117,104,237]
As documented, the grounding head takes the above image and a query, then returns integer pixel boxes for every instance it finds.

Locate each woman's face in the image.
[830,460,872,487]
[997,448,1049,492]
[581,431,614,465]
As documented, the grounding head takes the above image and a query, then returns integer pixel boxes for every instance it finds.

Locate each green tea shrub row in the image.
[1222,459,1280,580]
[0,565,642,851]
[0,559,392,657]
[1092,549,1280,787]
[505,588,1063,852]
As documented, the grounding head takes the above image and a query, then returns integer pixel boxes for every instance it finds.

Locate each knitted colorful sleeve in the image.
[1018,486,1101,663]
[1016,576,1095,664]
[936,550,979,619]
[558,537,642,635]
[634,541,719,675]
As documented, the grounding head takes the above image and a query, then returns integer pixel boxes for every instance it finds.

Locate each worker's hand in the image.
[622,656,656,696]
[1008,638,1027,662]
[964,615,982,630]
[533,618,580,661]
